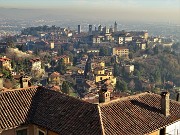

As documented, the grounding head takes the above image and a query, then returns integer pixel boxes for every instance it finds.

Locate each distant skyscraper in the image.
[98,25,102,32]
[78,25,81,34]
[114,21,117,32]
[103,26,109,34]
[95,27,97,31]
[89,25,92,34]
[109,27,113,33]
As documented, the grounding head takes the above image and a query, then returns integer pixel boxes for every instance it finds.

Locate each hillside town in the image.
[1,22,180,135]
[0,23,179,98]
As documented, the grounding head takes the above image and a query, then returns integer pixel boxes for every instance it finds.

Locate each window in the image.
[100,77,102,80]
[16,129,27,135]
[39,131,45,135]
[160,128,165,135]
[37,129,46,135]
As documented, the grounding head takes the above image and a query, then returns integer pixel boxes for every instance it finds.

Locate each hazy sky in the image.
[0,0,180,23]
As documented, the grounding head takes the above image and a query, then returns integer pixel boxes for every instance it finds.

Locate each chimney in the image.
[20,76,30,88]
[0,74,3,89]
[160,91,170,116]
[99,84,110,103]
[176,91,180,102]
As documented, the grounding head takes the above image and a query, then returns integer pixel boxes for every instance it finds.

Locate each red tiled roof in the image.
[29,58,40,63]
[99,93,180,135]
[0,87,102,135]
[1,87,38,130]
[0,57,11,62]
[33,89,102,135]
[50,72,60,77]
[1,88,180,135]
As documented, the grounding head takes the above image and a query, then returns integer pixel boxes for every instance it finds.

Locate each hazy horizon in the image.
[0,0,179,24]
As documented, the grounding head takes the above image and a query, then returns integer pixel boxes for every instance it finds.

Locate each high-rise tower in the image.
[78,25,81,34]
[98,25,102,32]
[89,25,93,35]
[114,21,117,32]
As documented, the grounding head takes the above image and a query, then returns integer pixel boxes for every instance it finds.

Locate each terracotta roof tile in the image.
[99,93,180,135]
[50,72,60,77]
[29,58,40,63]
[0,87,37,130]
[0,87,102,135]
[0,57,10,62]
[1,88,180,135]
[32,88,102,135]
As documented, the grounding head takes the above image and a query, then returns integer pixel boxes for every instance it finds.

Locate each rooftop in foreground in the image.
[1,87,180,135]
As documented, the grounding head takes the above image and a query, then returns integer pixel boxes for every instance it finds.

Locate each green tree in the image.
[2,69,12,80]
[163,47,171,54]
[115,80,121,91]
[55,59,66,74]
[57,46,64,56]
[116,80,128,92]
[34,47,39,56]
[149,74,155,82]
[152,87,160,94]
[153,69,161,84]
[113,63,119,77]
[6,39,15,48]
[121,80,128,92]
[153,46,159,54]
[129,52,133,59]
[62,81,70,95]
[99,47,108,56]
[11,60,16,70]
[172,42,180,53]
[16,44,24,51]
[73,57,78,66]
[111,57,115,64]
[128,79,135,92]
